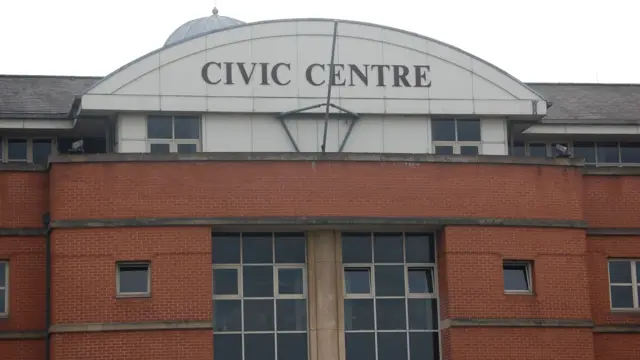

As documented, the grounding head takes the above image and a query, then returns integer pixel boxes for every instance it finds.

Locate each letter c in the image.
[202,62,222,84]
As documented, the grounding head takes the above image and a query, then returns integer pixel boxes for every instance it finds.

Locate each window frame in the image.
[431,118,482,155]
[116,261,151,298]
[502,260,533,294]
[608,259,640,311]
[146,115,201,153]
[0,137,57,164]
[0,261,7,316]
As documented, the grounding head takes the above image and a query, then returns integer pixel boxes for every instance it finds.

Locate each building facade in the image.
[1,11,640,360]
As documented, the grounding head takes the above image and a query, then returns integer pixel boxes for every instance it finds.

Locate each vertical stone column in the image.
[307,230,342,360]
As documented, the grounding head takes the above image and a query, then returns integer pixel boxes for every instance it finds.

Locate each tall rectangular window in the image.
[0,261,7,316]
[147,115,201,153]
[608,259,640,310]
[212,232,308,360]
[342,232,439,360]
[431,118,481,155]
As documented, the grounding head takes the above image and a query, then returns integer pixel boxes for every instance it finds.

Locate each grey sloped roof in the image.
[0,75,100,119]
[529,83,640,122]
[2,74,640,122]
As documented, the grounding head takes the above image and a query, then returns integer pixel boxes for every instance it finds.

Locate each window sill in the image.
[116,293,151,299]
[610,309,640,314]
[504,291,535,296]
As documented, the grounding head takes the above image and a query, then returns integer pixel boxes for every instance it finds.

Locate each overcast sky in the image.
[0,0,637,83]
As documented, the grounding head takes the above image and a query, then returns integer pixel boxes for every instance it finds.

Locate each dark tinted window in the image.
[620,142,640,163]
[456,119,481,141]
[511,141,526,156]
[573,142,596,163]
[503,262,530,291]
[117,263,149,294]
[528,143,547,157]
[147,116,173,139]
[7,139,27,161]
[597,142,619,163]
[32,140,52,165]
[431,119,456,141]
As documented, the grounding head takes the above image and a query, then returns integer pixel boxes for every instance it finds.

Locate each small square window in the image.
[213,268,239,296]
[407,268,434,294]
[503,261,532,293]
[7,139,27,162]
[149,143,171,154]
[117,262,150,297]
[147,116,173,139]
[277,268,304,295]
[344,268,371,295]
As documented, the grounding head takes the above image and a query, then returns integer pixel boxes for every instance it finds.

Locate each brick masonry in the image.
[1,158,639,359]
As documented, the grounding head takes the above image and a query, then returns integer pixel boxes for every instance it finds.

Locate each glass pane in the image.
[434,146,453,155]
[245,334,275,360]
[214,334,242,360]
[620,142,640,163]
[344,299,374,330]
[345,269,371,294]
[7,139,27,160]
[375,265,405,296]
[503,265,529,291]
[609,261,632,283]
[636,262,640,281]
[83,137,107,154]
[0,289,4,313]
[213,268,238,295]
[597,142,619,163]
[511,141,525,156]
[0,263,5,287]
[377,332,408,360]
[276,299,307,331]
[177,143,197,153]
[528,143,547,157]
[213,300,242,331]
[32,140,52,165]
[460,145,479,155]
[342,233,372,263]
[118,264,148,293]
[277,333,308,360]
[408,299,438,330]
[408,268,434,293]
[149,143,170,154]
[345,333,375,360]
[376,299,406,330]
[456,119,481,141]
[212,234,241,264]
[409,332,439,360]
[275,233,306,263]
[278,268,304,295]
[610,286,634,308]
[243,233,273,264]
[243,299,274,331]
[431,119,455,141]
[373,233,403,263]
[573,142,596,163]
[147,116,173,139]
[405,234,434,263]
[243,266,273,297]
[174,116,200,139]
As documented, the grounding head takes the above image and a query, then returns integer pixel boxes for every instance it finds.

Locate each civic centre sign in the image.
[201,62,432,88]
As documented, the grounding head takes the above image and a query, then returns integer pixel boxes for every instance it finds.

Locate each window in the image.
[608,259,640,310]
[431,118,481,155]
[1,138,54,164]
[147,115,200,153]
[572,141,640,166]
[116,262,150,297]
[57,137,107,155]
[503,261,533,293]
[0,261,7,316]
[212,233,308,360]
[342,232,439,360]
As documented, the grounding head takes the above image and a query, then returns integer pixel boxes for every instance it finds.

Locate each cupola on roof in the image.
[164,7,245,47]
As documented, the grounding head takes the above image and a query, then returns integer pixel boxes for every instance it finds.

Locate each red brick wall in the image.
[584,176,640,228]
[51,330,213,360]
[49,162,584,220]
[50,227,212,324]
[0,340,45,360]
[593,333,640,360]
[0,172,48,228]
[440,227,591,320]
[445,328,594,360]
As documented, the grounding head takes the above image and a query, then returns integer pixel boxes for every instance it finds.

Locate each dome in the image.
[164,7,245,47]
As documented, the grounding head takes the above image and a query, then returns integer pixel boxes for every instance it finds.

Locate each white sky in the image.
[0,0,637,83]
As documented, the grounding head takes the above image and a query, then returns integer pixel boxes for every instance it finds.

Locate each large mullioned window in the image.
[212,233,308,360]
[342,232,440,360]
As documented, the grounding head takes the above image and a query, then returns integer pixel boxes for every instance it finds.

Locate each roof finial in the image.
[212,6,219,15]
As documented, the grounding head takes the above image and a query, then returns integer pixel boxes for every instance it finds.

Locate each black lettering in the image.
[414,65,431,87]
[224,62,234,85]
[370,65,390,87]
[201,62,222,85]
[330,64,346,86]
[348,64,368,86]
[306,64,325,86]
[260,63,270,85]
[392,65,411,87]
[237,62,257,85]
[271,63,291,86]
